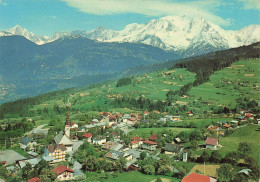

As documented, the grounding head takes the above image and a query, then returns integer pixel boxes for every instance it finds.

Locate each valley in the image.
[0,43,259,181]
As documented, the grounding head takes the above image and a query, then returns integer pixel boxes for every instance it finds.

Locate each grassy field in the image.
[189,58,260,107]
[219,124,260,166]
[184,118,234,129]
[188,164,220,178]
[129,127,194,138]
[103,171,178,182]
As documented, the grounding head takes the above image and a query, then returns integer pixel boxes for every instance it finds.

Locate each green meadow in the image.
[219,124,260,166]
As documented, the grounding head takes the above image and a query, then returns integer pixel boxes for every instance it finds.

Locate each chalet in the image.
[130,136,143,149]
[92,119,99,123]
[230,120,239,125]
[92,136,106,145]
[27,177,42,182]
[205,137,219,150]
[20,136,37,151]
[142,140,157,150]
[143,111,150,115]
[105,151,133,161]
[245,113,254,120]
[52,165,74,181]
[149,134,157,141]
[122,114,131,122]
[44,144,67,163]
[153,110,160,114]
[257,119,260,125]
[240,109,246,115]
[1,161,6,166]
[54,131,73,152]
[102,141,123,151]
[111,132,121,139]
[207,125,224,136]
[173,116,181,121]
[70,122,78,128]
[82,132,93,142]
[174,137,182,143]
[164,144,183,155]
[182,173,217,182]
[186,111,194,116]
[223,123,232,129]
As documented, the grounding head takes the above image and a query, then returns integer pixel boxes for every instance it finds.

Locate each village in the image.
[0,107,258,182]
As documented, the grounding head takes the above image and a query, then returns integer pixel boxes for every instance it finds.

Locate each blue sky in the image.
[0,0,259,36]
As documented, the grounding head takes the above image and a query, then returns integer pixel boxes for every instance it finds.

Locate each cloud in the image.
[238,0,260,10]
[49,16,58,19]
[60,0,231,26]
[0,0,7,6]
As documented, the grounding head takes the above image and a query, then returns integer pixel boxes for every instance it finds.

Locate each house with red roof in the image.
[70,122,78,128]
[186,111,194,116]
[142,140,157,150]
[205,137,219,150]
[52,165,74,181]
[149,134,157,141]
[27,177,42,182]
[130,136,144,148]
[143,111,150,115]
[182,173,217,182]
[83,132,93,142]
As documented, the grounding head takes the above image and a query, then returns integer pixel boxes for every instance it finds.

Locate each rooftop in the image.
[52,165,74,175]
[205,137,218,146]
[182,173,217,182]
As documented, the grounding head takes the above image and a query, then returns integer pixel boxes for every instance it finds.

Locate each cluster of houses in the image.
[1,108,258,181]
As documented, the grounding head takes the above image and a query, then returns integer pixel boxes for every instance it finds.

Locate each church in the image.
[54,113,73,152]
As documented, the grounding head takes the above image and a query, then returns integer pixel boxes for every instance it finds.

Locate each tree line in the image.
[173,42,260,86]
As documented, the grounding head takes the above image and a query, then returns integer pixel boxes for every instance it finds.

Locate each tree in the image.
[140,152,147,160]
[0,164,7,178]
[158,155,171,166]
[238,142,252,157]
[190,130,203,141]
[115,157,126,172]
[244,157,259,181]
[210,150,222,163]
[39,169,56,182]
[217,164,234,182]
[83,156,98,172]
[190,140,198,151]
[157,165,172,175]
[143,165,155,175]
[21,163,32,179]
[224,152,239,165]
[200,151,209,162]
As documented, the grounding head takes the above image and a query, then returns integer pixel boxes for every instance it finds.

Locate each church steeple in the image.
[65,113,70,126]
[65,108,71,138]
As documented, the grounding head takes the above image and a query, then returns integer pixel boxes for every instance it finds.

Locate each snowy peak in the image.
[6,25,50,45]
[85,16,260,56]
[0,16,259,57]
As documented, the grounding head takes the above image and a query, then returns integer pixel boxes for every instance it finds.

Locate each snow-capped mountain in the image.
[1,16,260,57]
[7,25,50,45]
[84,16,260,57]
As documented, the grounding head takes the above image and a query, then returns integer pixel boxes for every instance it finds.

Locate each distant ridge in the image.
[1,16,260,57]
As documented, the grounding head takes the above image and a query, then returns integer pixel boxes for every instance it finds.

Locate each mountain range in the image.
[0,35,177,103]
[0,15,259,103]
[1,16,260,57]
